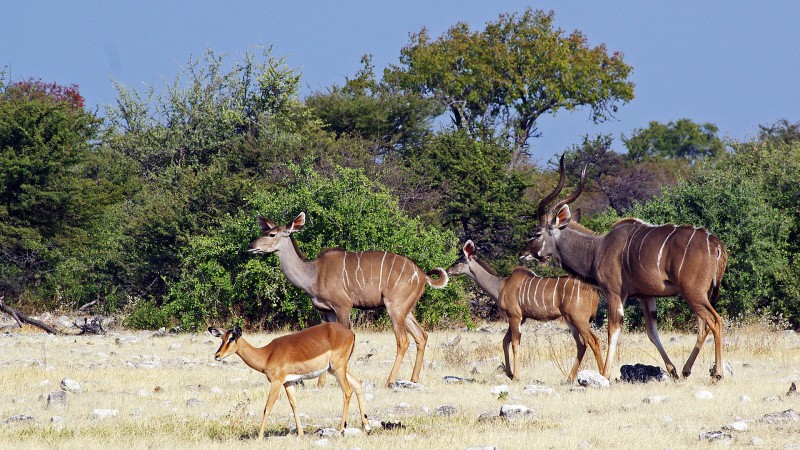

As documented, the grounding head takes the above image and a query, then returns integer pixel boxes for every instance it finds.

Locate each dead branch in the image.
[73,317,106,335]
[0,296,62,335]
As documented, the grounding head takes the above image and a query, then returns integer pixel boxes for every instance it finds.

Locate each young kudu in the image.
[209,322,369,438]
[248,212,449,387]
[447,240,604,382]
[520,156,728,380]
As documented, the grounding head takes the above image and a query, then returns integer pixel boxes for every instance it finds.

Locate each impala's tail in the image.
[425,268,449,289]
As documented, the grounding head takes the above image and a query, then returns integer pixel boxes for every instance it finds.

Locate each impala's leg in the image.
[404,313,428,383]
[682,316,709,378]
[506,316,522,381]
[603,293,625,379]
[639,297,678,379]
[566,322,587,382]
[330,368,353,432]
[283,383,304,436]
[259,382,283,440]
[345,371,371,432]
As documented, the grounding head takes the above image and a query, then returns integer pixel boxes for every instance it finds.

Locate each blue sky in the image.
[3,1,799,164]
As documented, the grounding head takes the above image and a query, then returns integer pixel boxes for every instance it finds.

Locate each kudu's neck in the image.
[467,259,505,300]
[275,237,318,293]
[556,228,598,281]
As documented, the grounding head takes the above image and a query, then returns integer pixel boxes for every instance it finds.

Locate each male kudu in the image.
[248,212,449,386]
[520,156,728,380]
[447,240,604,381]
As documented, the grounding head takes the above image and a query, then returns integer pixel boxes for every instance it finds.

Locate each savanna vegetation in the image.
[1,7,799,333]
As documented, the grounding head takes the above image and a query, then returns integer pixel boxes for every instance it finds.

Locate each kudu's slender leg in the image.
[566,322,587,381]
[385,305,411,386]
[603,294,625,379]
[404,313,428,383]
[683,316,709,378]
[507,315,522,381]
[639,297,679,379]
[568,318,605,379]
[684,293,724,379]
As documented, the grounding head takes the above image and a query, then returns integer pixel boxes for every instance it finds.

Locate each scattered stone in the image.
[443,375,473,384]
[50,416,65,423]
[749,436,763,446]
[642,395,669,405]
[760,409,798,424]
[524,384,556,396]
[435,405,456,416]
[570,386,587,393]
[577,370,609,388]
[343,427,363,437]
[316,428,340,438]
[489,385,509,395]
[3,414,35,425]
[477,412,499,422]
[661,415,673,423]
[186,398,204,408]
[762,395,782,402]
[92,409,118,420]
[47,391,67,408]
[694,390,714,400]
[709,361,734,377]
[168,343,182,350]
[620,364,667,383]
[499,404,531,419]
[60,378,81,393]
[381,420,405,430]
[699,430,732,442]
[788,382,798,397]
[723,421,748,432]
[740,395,751,402]
[391,381,424,391]
[466,446,499,450]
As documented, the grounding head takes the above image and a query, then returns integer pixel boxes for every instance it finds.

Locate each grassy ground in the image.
[0,318,798,449]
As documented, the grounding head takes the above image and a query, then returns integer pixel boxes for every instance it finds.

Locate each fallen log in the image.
[0,296,62,335]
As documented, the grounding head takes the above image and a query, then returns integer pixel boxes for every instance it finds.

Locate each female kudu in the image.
[208,322,370,438]
[248,212,449,387]
[520,156,728,380]
[447,240,604,381]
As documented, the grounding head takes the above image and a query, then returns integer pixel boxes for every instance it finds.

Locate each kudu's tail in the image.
[709,243,728,304]
[425,268,449,289]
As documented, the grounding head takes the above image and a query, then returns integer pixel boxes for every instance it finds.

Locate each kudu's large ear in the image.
[553,204,572,229]
[287,212,305,233]
[257,215,277,232]
[463,240,476,259]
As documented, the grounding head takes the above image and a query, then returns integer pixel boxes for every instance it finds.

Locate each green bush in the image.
[123,300,170,330]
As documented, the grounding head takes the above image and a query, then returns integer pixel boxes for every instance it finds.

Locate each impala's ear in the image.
[553,205,572,229]
[463,240,476,259]
[257,215,277,232]
[208,327,223,338]
[232,326,242,339]
[288,212,305,233]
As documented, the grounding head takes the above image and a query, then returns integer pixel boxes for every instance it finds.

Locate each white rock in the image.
[523,384,556,396]
[60,378,81,393]
[694,390,714,400]
[740,395,751,402]
[577,370,609,388]
[642,395,669,405]
[723,421,748,431]
[343,427,362,437]
[92,409,118,420]
[490,385,509,395]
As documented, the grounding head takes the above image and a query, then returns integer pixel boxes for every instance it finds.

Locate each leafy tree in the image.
[623,118,724,163]
[0,79,130,306]
[305,55,443,158]
[385,8,634,159]
[165,163,466,331]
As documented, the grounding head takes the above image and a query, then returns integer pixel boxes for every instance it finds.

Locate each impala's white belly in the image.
[284,365,330,383]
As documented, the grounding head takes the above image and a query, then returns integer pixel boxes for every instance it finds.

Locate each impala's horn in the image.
[537,154,567,225]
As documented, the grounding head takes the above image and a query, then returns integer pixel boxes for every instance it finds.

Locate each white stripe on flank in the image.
[411,267,420,284]
[533,277,543,307]
[576,281,581,307]
[570,281,578,307]
[638,226,659,270]
[394,259,407,288]
[378,252,387,291]
[355,252,365,288]
[677,228,697,275]
[342,253,350,287]
[552,277,559,309]
[386,254,397,290]
[656,226,678,272]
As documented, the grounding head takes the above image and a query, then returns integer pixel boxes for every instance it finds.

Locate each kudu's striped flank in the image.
[520,156,728,380]
[447,240,604,382]
[248,212,449,386]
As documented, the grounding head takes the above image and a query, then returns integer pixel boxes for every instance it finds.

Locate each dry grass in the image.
[0,318,799,449]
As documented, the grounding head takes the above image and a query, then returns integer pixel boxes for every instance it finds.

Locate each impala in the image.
[447,240,604,381]
[208,322,370,438]
[248,212,449,386]
[520,156,728,380]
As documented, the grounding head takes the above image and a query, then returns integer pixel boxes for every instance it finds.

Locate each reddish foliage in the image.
[3,78,85,109]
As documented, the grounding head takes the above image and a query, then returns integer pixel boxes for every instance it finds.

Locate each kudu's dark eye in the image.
[269,233,277,237]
